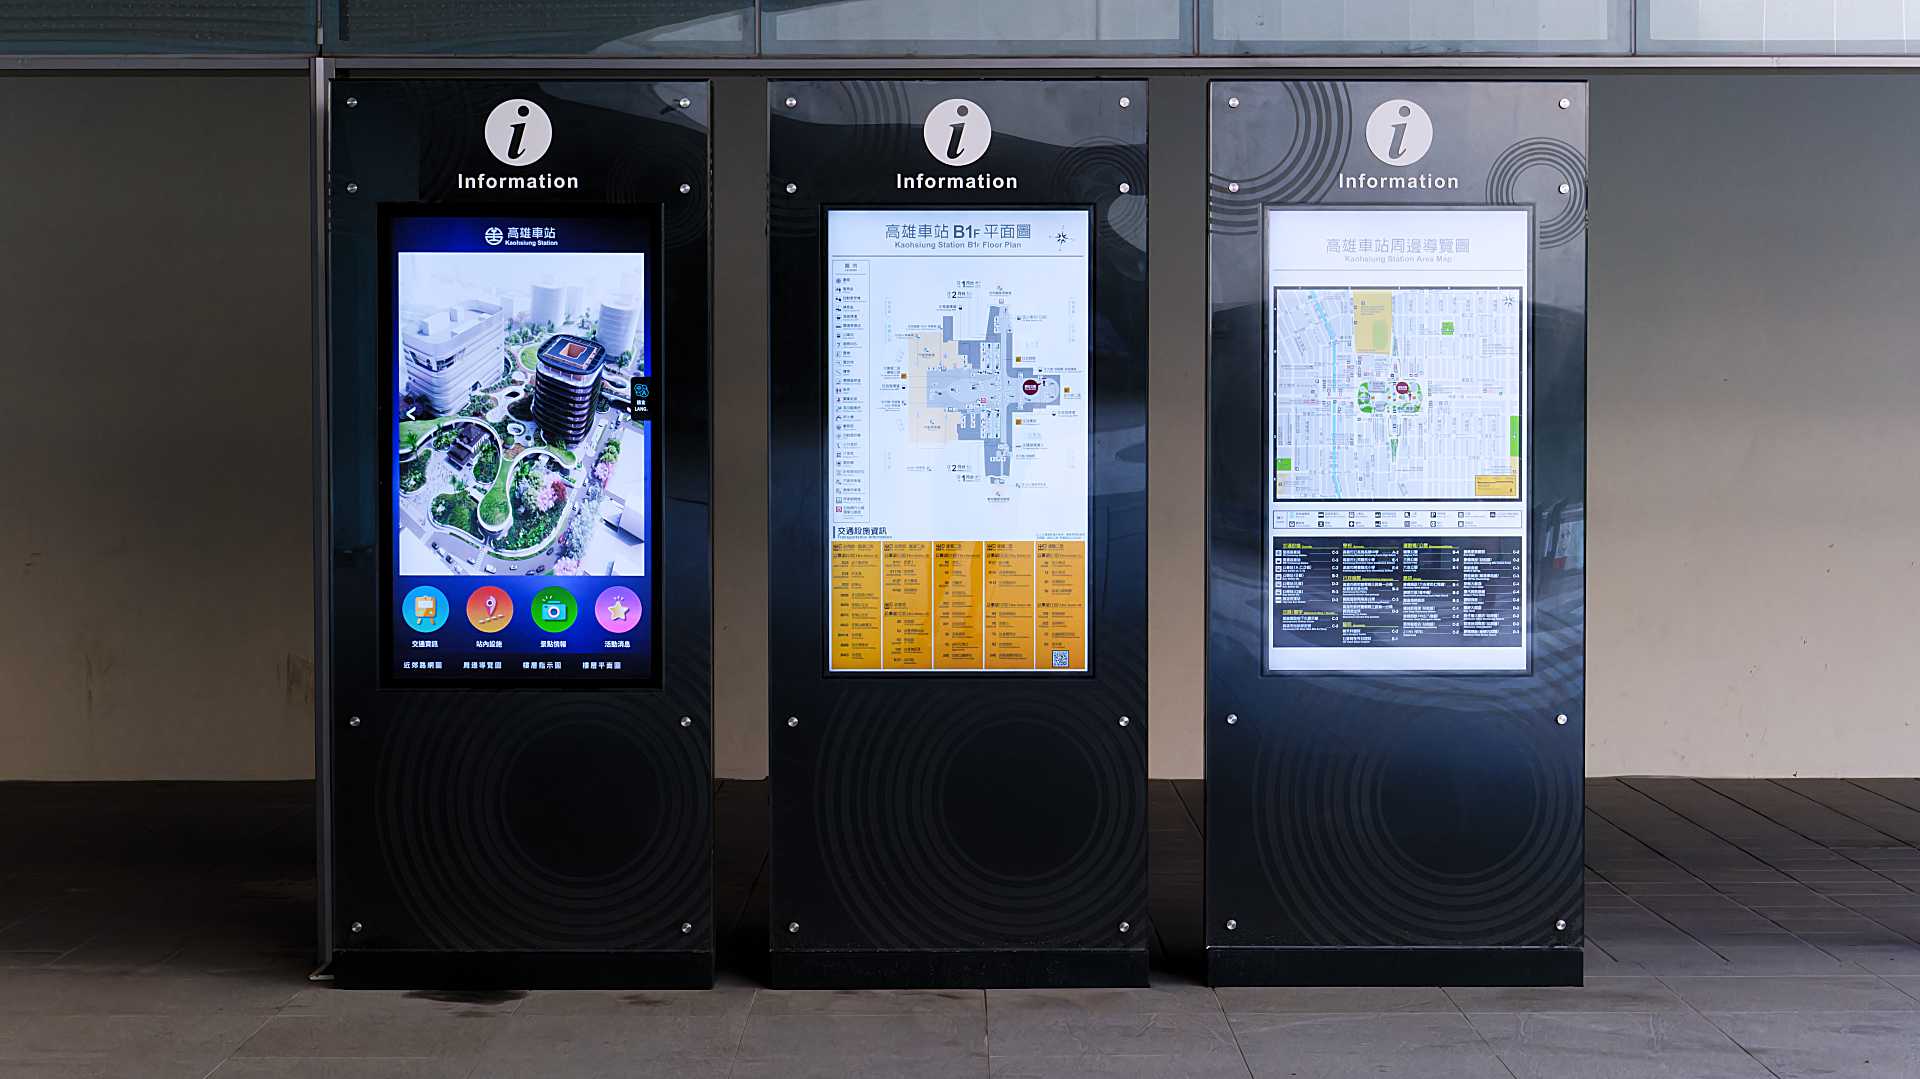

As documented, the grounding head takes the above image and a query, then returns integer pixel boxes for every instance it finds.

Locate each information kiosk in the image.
[1206,82,1588,985]
[318,79,713,987]
[767,80,1150,987]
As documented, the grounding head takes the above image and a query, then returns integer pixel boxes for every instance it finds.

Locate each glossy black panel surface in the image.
[767,79,1149,987]
[1206,80,1587,986]
[324,79,713,986]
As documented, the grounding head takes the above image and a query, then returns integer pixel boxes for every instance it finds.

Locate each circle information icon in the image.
[466,586,513,634]
[922,98,992,168]
[531,586,578,633]
[403,585,450,634]
[594,586,642,634]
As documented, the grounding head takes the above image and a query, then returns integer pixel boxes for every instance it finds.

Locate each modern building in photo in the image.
[531,333,607,445]
[400,299,508,415]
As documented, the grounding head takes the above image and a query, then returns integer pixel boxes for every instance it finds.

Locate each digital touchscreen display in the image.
[825,207,1091,673]
[385,209,660,684]
[1265,206,1530,673]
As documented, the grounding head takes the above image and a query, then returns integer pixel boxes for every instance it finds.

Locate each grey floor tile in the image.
[0,969,301,1015]
[1797,932,1920,974]
[1884,975,1920,1002]
[1708,1011,1920,1078]
[1231,1012,1508,1079]
[989,986,1221,1017]
[513,987,755,1018]
[988,1010,1238,1057]
[278,989,527,1018]
[1215,986,1453,1014]
[1469,1010,1776,1079]
[0,1013,269,1079]
[208,1060,476,1078]
[731,1058,986,1079]
[1663,975,1920,1013]
[989,1051,1254,1078]
[466,1013,741,1078]
[233,1015,509,1061]
[736,1012,985,1062]
[749,988,982,1015]
[1445,976,1687,1014]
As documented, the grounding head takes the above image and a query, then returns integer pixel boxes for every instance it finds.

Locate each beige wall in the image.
[4,73,1918,781]
[0,76,315,779]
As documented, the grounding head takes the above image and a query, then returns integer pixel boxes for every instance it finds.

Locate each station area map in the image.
[1271,287,1521,502]
[1264,207,1531,673]
[826,208,1090,673]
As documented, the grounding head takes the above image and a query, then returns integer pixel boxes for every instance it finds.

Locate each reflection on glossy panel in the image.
[762,0,1191,55]
[0,0,314,52]
[325,0,750,55]
[1640,0,1920,54]
[1201,0,1627,54]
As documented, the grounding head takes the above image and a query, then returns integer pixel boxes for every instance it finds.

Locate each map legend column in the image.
[830,258,870,523]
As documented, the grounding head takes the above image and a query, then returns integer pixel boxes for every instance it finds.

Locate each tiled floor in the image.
[2,778,1920,1076]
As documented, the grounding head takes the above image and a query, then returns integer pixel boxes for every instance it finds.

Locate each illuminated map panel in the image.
[826,207,1090,673]
[1266,207,1530,673]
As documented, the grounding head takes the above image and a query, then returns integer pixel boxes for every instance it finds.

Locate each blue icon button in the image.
[403,585,451,633]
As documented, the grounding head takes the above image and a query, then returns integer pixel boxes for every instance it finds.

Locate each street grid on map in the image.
[1271,285,1522,501]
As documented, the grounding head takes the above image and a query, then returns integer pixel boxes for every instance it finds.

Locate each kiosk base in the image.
[771,948,1149,990]
[1207,947,1582,988]
[323,950,713,990]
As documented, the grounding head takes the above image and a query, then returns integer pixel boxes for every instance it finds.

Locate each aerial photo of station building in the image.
[395,273,647,580]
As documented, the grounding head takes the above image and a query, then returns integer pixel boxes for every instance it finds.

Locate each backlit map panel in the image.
[1265,207,1530,673]
[825,207,1090,673]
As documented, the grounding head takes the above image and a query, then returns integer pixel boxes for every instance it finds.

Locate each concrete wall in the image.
[0,76,315,778]
[2,72,1916,781]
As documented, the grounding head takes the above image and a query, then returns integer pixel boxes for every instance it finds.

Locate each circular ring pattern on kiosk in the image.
[593,586,642,634]
[402,585,450,634]
[530,586,578,633]
[466,586,513,634]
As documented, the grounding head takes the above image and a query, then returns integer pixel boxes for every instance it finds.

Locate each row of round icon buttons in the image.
[402,584,641,635]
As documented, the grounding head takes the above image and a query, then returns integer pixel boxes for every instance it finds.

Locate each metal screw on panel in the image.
[1118,96,1132,109]
[350,921,363,934]
[1118,716,1131,728]
[1119,921,1131,934]
[1119,182,1131,194]
[679,183,691,195]
[784,96,798,109]
[785,183,798,195]
[1558,97,1571,110]
[348,716,361,727]
[1227,182,1240,193]
[787,922,800,933]
[345,96,358,109]
[345,182,358,195]
[1558,183,1571,195]
[678,97,692,109]
[1227,96,1241,109]
[787,716,800,728]
[1226,713,1238,725]
[680,716,692,728]
[680,922,693,934]
[1225,919,1238,930]
[1555,919,1568,931]
[1555,714,1568,726]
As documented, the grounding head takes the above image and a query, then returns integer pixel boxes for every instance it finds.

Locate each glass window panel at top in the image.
[324,0,750,55]
[0,0,315,53]
[1201,0,1628,53]
[1640,0,1920,54]
[761,0,1192,56]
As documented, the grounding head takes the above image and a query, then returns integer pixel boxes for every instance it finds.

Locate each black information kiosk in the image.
[767,80,1150,987]
[319,79,713,987]
[1206,81,1588,986]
